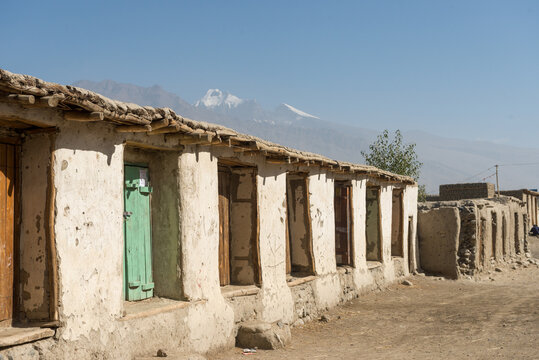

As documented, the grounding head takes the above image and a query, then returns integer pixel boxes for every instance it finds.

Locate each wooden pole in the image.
[495,164,500,197]
[7,94,35,105]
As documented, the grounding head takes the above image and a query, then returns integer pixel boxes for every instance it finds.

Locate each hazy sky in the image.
[2,1,538,147]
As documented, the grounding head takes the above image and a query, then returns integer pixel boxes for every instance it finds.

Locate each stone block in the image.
[236,321,291,350]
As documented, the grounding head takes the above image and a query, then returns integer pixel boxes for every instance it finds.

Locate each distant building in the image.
[500,189,539,226]
[417,182,531,279]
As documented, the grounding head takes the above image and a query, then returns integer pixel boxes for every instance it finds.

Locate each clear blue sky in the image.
[2,1,538,147]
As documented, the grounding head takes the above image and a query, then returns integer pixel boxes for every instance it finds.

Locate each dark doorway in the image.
[334,181,353,266]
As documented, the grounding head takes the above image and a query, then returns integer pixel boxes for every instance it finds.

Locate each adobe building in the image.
[500,189,539,227]
[0,69,418,359]
[418,183,528,279]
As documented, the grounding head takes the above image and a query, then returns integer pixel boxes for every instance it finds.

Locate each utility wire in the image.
[462,161,539,182]
[461,165,496,182]
[498,162,539,167]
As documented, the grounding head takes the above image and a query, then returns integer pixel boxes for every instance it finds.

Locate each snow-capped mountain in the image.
[193,89,321,125]
[195,89,244,109]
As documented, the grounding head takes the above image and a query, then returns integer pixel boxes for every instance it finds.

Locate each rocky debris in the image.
[495,267,503,272]
[402,280,413,286]
[157,349,167,357]
[319,314,331,323]
[236,321,291,350]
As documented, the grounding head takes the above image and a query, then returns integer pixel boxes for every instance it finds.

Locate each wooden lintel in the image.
[147,125,180,135]
[115,124,152,133]
[179,138,210,145]
[64,111,104,122]
[124,140,184,152]
[233,147,252,153]
[0,101,60,127]
[7,94,35,105]
[266,158,287,164]
[22,127,58,135]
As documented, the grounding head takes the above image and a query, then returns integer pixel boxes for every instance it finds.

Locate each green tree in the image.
[361,129,426,200]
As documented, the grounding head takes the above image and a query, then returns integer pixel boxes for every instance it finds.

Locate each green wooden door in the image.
[123,164,154,301]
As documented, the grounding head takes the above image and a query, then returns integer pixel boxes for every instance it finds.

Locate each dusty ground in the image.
[209,261,539,360]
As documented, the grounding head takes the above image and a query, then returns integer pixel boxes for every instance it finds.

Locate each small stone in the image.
[512,265,517,270]
[276,321,284,328]
[495,267,503,272]
[516,260,523,265]
[401,280,413,286]
[320,314,331,322]
[157,349,167,357]
[293,319,304,327]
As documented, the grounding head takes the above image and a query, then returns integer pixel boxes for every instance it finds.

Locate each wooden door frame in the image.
[365,185,382,262]
[285,173,316,274]
[217,163,261,286]
[392,188,405,258]
[218,165,231,286]
[334,180,354,267]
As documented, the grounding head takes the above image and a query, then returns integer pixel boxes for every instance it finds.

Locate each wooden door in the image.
[407,217,414,271]
[0,143,17,321]
[366,187,382,261]
[124,165,154,301]
[218,169,231,286]
[334,182,352,266]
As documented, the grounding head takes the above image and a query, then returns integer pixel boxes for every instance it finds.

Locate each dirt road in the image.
[209,263,539,360]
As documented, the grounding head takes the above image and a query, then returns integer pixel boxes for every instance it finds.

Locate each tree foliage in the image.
[361,129,423,180]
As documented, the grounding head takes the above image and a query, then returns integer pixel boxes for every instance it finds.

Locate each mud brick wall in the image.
[439,183,495,201]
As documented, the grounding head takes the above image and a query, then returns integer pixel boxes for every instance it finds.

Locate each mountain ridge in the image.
[72,79,539,193]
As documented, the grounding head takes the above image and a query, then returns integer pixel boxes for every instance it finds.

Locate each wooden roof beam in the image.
[115,124,152,133]
[7,94,35,105]
[64,111,104,122]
